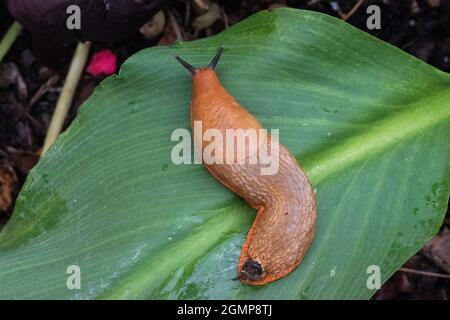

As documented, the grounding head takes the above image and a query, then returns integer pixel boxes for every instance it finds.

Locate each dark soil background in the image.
[0,0,449,299]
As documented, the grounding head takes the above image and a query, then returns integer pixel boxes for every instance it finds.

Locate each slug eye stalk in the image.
[174,45,224,75]
[208,45,224,70]
[174,54,196,75]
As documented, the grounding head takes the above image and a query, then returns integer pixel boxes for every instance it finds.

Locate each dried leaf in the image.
[423,228,450,274]
[140,10,166,39]
[0,165,17,212]
[6,0,168,67]
[192,3,221,31]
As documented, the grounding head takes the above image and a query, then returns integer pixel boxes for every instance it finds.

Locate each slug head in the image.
[238,260,267,284]
[174,45,224,76]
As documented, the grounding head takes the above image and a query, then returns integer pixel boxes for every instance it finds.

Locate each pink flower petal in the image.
[86,49,117,76]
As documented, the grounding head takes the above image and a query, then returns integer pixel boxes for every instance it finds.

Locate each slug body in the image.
[175,47,316,285]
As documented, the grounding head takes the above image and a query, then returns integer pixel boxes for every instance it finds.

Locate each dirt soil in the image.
[0,0,449,299]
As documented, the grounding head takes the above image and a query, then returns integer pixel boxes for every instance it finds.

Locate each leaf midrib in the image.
[302,88,450,185]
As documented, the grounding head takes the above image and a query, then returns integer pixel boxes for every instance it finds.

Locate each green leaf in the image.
[0,8,448,299]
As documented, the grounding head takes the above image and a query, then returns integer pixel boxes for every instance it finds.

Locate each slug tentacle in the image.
[174,54,197,75]
[175,45,224,75]
[175,46,317,286]
[208,45,224,70]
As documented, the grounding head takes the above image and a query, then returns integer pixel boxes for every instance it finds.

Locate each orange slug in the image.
[175,46,317,285]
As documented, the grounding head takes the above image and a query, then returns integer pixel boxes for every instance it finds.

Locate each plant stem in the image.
[168,10,183,40]
[42,41,91,155]
[342,0,364,21]
[0,22,23,63]
[399,268,450,279]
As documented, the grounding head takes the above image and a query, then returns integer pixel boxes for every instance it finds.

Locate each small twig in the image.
[184,1,191,29]
[399,267,450,279]
[15,73,61,124]
[307,0,320,5]
[19,108,40,129]
[14,73,61,124]
[192,0,209,11]
[0,22,23,63]
[26,74,61,110]
[168,10,183,41]
[193,28,200,39]
[342,0,364,21]
[42,41,91,155]
[6,92,40,129]
[221,7,229,29]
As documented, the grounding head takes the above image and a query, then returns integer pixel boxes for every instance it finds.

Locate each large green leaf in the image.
[0,8,448,299]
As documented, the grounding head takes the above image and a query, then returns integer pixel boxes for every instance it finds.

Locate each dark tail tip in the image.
[174,45,224,75]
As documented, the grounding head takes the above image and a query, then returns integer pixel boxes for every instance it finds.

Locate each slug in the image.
[175,46,317,285]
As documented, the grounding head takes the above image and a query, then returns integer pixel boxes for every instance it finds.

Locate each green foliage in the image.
[0,8,448,299]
